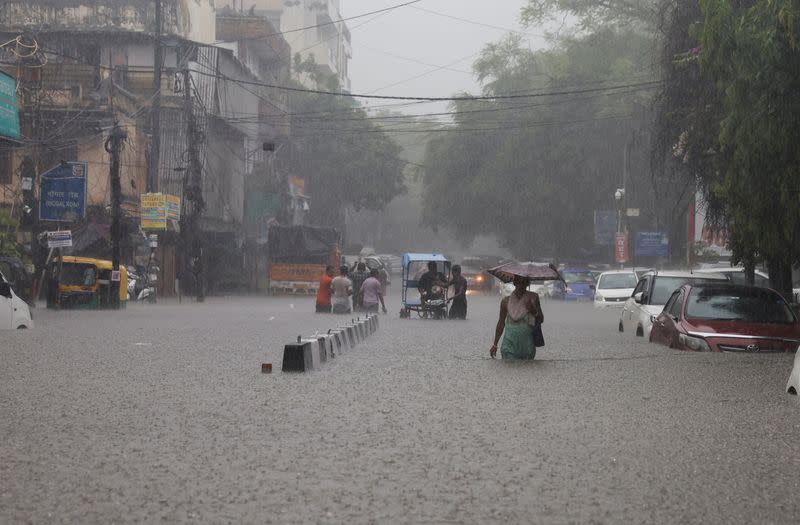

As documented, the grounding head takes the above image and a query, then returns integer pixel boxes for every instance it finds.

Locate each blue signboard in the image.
[635,232,669,257]
[594,210,617,246]
[39,162,88,222]
[0,71,20,140]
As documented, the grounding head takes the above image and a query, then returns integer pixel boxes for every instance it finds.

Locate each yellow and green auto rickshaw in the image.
[46,256,128,309]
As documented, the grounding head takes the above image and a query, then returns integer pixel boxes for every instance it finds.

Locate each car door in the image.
[0,276,13,329]
[651,290,682,344]
[622,277,646,332]
[631,276,651,327]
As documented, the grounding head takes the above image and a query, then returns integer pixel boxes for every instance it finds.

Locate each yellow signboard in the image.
[140,193,180,230]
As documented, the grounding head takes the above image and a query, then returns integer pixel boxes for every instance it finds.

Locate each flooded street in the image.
[2,295,798,523]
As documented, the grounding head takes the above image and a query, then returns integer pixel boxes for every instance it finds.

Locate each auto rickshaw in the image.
[46,256,128,309]
[400,253,451,319]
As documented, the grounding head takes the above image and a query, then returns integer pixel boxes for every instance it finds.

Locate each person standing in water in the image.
[331,265,353,314]
[447,264,468,319]
[315,265,335,313]
[489,275,543,359]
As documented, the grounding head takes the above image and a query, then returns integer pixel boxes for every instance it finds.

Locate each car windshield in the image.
[651,277,721,305]
[598,273,638,289]
[60,263,97,286]
[686,286,795,324]
[563,271,594,284]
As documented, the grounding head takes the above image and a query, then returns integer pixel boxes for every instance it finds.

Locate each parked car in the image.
[619,270,728,338]
[561,268,596,301]
[593,270,638,308]
[0,256,34,305]
[650,283,800,353]
[0,269,33,329]
[695,266,771,288]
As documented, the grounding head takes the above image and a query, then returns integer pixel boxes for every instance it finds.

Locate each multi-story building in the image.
[0,0,292,295]
[247,0,352,90]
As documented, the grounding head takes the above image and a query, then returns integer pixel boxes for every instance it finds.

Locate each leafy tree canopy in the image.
[283,56,407,228]
[521,0,661,31]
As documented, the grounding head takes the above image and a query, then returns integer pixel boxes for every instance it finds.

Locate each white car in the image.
[694,266,770,287]
[594,270,638,308]
[788,349,800,395]
[0,271,33,329]
[619,270,727,339]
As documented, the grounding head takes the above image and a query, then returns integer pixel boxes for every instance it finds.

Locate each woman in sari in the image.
[490,275,544,359]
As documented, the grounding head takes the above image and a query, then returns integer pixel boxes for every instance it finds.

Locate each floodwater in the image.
[2,295,798,523]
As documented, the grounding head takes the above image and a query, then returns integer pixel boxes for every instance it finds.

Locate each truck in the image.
[267,225,341,295]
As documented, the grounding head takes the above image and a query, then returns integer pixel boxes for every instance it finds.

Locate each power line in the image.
[189,69,663,101]
[409,5,545,38]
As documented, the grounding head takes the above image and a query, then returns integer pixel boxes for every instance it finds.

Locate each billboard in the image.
[39,162,88,222]
[140,193,181,230]
[635,232,669,257]
[594,210,617,246]
[615,232,629,264]
[0,71,20,140]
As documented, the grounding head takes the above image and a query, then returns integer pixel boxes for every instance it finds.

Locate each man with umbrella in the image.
[487,263,558,360]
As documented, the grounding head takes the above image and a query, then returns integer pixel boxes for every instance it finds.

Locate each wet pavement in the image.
[2,294,799,523]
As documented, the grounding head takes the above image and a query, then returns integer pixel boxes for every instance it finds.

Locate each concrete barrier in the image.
[282,338,314,372]
[279,315,381,373]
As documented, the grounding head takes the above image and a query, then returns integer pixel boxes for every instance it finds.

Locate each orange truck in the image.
[267,225,341,295]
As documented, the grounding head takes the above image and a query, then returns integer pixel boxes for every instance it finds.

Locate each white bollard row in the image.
[280,315,380,372]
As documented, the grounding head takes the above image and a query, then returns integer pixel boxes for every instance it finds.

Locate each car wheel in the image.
[636,325,644,337]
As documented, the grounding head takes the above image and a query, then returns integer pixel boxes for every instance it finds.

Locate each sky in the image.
[339,0,548,114]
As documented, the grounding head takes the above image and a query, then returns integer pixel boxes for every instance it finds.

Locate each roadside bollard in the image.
[282,336,314,372]
[316,335,331,362]
[328,328,347,352]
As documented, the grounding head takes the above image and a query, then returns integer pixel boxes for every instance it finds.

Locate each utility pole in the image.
[183,64,205,302]
[149,0,162,193]
[106,122,127,310]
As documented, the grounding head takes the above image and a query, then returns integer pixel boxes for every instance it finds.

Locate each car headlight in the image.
[566,287,573,293]
[678,333,711,352]
[476,275,484,282]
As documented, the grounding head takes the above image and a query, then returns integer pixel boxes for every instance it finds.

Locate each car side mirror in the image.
[634,292,643,304]
[0,282,11,298]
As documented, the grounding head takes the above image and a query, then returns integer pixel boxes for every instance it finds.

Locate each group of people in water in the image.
[315,264,388,315]
[315,261,545,360]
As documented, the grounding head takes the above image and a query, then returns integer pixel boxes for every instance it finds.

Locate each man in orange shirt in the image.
[316,266,335,313]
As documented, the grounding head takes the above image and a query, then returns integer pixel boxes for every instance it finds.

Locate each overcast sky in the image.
[339,0,547,113]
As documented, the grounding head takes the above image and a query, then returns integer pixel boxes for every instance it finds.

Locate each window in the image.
[667,291,684,318]
[598,273,638,290]
[632,278,646,297]
[686,286,795,324]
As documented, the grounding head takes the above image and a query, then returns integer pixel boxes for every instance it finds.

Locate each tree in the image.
[0,209,21,258]
[695,0,800,296]
[521,0,661,31]
[421,29,656,260]
[283,57,407,229]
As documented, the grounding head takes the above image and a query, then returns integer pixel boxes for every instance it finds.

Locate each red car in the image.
[650,283,800,353]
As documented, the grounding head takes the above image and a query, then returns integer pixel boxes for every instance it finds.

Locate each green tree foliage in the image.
[521,0,661,30]
[0,209,21,258]
[696,0,800,294]
[656,1,800,294]
[421,30,655,260]
[283,56,406,228]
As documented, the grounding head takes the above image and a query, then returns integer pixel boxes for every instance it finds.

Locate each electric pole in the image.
[183,65,205,302]
[149,0,162,193]
[106,122,127,309]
